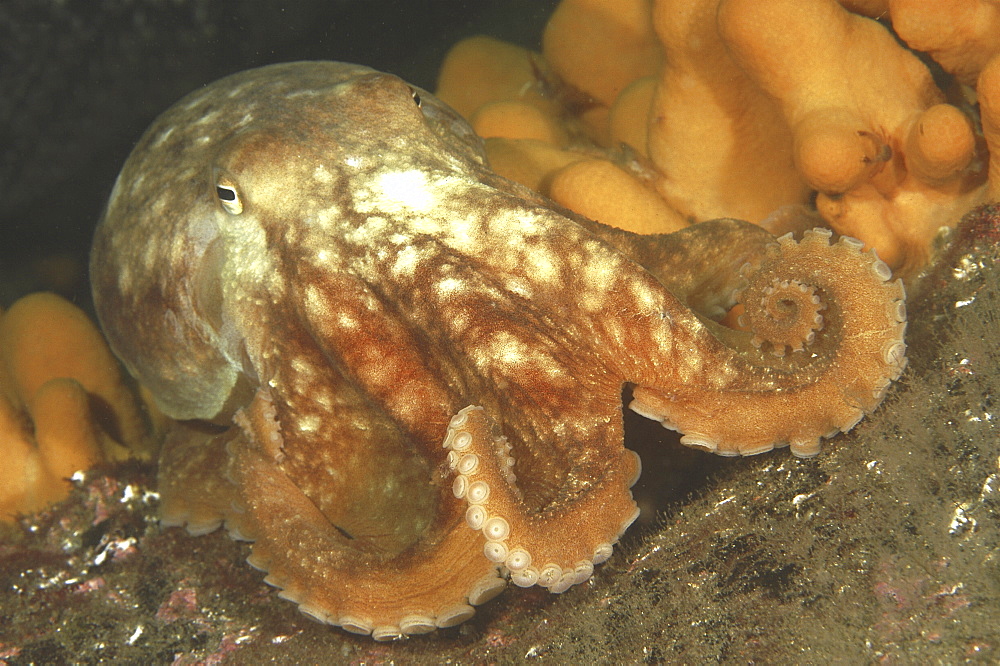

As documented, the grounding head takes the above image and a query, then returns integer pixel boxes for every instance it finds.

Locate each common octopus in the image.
[90,62,908,639]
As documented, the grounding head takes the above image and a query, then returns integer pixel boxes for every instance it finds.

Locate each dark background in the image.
[0,0,558,306]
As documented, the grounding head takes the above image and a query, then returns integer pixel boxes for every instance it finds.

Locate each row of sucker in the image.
[443,406,639,593]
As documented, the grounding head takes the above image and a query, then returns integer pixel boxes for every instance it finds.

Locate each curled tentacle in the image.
[230,436,506,641]
[444,406,640,593]
[736,273,825,356]
[631,228,907,458]
[164,389,508,641]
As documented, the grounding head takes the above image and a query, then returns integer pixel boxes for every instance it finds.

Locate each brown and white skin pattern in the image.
[90,62,907,639]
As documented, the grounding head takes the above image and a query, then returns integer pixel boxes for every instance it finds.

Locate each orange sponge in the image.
[436,35,556,122]
[549,158,689,233]
[981,54,1000,202]
[0,293,157,521]
[542,0,661,108]
[889,0,1000,86]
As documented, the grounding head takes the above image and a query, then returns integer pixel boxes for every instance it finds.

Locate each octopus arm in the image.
[572,215,780,320]
[443,405,641,593]
[163,386,507,641]
[229,430,505,640]
[158,422,243,537]
[628,228,907,457]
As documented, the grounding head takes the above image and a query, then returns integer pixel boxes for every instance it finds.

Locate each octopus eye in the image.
[409,87,421,108]
[215,177,243,215]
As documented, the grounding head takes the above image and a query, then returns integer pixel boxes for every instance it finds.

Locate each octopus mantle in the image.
[89,62,907,639]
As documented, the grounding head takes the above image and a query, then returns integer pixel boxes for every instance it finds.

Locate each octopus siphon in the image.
[89,62,907,639]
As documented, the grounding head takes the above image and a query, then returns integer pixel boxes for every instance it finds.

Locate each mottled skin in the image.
[90,62,907,638]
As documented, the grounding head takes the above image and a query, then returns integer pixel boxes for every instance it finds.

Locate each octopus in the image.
[89,62,907,640]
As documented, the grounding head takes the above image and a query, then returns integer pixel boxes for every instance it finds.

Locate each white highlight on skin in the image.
[630,279,661,312]
[392,245,425,278]
[219,210,277,296]
[304,285,330,322]
[150,126,175,148]
[344,216,390,245]
[313,207,339,231]
[375,170,437,215]
[337,312,359,329]
[492,331,526,367]
[525,246,560,285]
[297,414,321,433]
[313,164,334,184]
[577,243,621,312]
[437,277,465,295]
